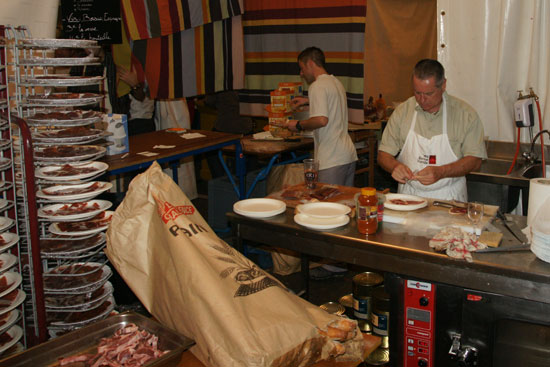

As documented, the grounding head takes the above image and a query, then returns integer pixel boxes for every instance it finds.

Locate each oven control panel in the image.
[403,280,435,367]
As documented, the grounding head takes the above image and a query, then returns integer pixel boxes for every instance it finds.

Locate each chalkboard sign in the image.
[60,0,122,44]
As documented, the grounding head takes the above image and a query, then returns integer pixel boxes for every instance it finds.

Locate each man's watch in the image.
[296,120,303,131]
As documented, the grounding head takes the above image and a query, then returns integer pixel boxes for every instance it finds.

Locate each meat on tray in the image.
[310,187,341,201]
[0,276,13,294]
[36,145,99,158]
[27,92,99,100]
[388,199,425,205]
[41,233,103,254]
[42,202,101,216]
[55,323,169,366]
[43,182,103,195]
[29,110,100,121]
[46,285,105,308]
[36,127,98,139]
[56,212,111,233]
[44,264,103,290]
[42,164,99,177]
[47,299,111,325]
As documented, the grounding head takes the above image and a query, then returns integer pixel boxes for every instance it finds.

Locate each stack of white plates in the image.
[531,228,550,263]
[294,202,351,230]
[233,198,286,218]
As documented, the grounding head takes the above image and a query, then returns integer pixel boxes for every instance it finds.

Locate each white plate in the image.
[0,233,19,254]
[0,272,22,299]
[44,264,112,293]
[37,181,112,201]
[0,217,14,233]
[48,296,115,327]
[38,200,112,221]
[384,193,428,211]
[0,290,25,316]
[0,325,23,354]
[0,158,11,171]
[35,162,109,182]
[40,233,106,258]
[48,211,113,236]
[21,38,97,48]
[27,110,103,127]
[233,198,286,218]
[296,202,351,219]
[294,213,350,230]
[0,254,17,274]
[0,310,19,334]
[0,199,8,211]
[45,281,113,310]
[0,140,10,149]
[34,145,106,162]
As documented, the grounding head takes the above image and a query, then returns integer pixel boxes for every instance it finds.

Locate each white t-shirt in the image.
[309,74,357,170]
[129,94,155,120]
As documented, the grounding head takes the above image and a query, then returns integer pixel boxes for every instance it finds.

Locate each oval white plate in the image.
[44,264,112,293]
[0,289,26,316]
[0,325,23,354]
[37,181,112,201]
[233,198,286,218]
[48,211,113,236]
[0,309,19,334]
[297,202,351,219]
[45,281,113,311]
[294,213,350,230]
[38,200,112,221]
[384,193,428,211]
[34,145,106,162]
[0,217,15,233]
[0,254,17,274]
[0,272,22,299]
[35,162,109,181]
[0,233,20,254]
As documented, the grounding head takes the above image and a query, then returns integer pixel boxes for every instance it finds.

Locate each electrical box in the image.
[514,99,535,127]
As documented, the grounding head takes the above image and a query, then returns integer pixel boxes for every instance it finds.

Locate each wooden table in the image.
[104,129,245,198]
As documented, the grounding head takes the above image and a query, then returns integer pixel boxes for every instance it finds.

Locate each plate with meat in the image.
[47,296,115,327]
[0,254,17,275]
[0,310,19,335]
[19,75,103,87]
[0,325,22,355]
[45,281,113,310]
[32,127,107,144]
[43,263,112,294]
[48,211,114,236]
[41,233,106,258]
[25,92,104,106]
[27,110,102,127]
[0,157,11,171]
[35,162,109,181]
[0,139,11,149]
[0,289,25,316]
[0,272,22,299]
[19,55,101,66]
[34,145,106,161]
[0,233,19,254]
[384,194,428,211]
[38,200,112,221]
[21,38,97,48]
[37,181,112,201]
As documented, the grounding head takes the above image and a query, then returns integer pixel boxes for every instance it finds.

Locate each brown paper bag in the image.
[106,162,365,367]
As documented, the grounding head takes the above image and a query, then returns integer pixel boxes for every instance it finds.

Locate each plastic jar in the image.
[357,187,378,235]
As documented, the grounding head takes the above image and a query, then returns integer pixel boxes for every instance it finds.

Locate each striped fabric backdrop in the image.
[115,14,245,99]
[121,0,243,40]
[240,0,366,123]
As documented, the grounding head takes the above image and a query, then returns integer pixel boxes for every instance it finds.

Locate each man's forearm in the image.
[439,156,482,178]
[377,150,399,174]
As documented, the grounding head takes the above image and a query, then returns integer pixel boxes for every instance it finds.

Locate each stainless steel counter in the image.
[228,211,550,305]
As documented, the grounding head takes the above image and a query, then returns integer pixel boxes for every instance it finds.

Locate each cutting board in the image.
[268,183,361,209]
[382,198,498,235]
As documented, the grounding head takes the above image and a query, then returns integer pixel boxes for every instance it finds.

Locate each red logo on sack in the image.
[429,155,437,164]
[158,200,195,223]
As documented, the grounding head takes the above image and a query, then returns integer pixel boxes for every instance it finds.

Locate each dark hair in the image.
[298,47,326,68]
[414,59,445,87]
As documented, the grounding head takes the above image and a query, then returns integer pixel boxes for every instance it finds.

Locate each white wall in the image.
[0,0,60,38]
[438,0,549,143]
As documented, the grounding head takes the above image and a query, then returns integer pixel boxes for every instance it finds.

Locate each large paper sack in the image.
[106,162,365,367]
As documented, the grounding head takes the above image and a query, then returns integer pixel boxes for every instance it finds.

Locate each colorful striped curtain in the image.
[240,0,366,123]
[121,0,243,40]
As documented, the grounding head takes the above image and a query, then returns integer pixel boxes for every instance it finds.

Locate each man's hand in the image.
[286,119,298,132]
[290,96,309,111]
[413,166,443,185]
[378,151,414,183]
[117,66,139,89]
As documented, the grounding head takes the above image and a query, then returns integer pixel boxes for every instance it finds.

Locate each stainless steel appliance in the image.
[386,273,550,366]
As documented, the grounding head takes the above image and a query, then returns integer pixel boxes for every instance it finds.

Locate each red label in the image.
[156,199,195,223]
[466,294,483,302]
[429,155,436,164]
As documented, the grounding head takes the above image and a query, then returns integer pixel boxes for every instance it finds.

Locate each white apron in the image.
[397,98,467,201]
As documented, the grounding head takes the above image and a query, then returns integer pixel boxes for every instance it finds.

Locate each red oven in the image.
[386,273,550,366]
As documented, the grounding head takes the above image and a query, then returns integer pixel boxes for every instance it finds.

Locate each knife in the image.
[476,244,531,253]
[432,200,466,209]
[496,209,528,245]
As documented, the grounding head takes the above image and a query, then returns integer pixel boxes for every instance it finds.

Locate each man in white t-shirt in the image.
[287,47,357,279]
[287,47,358,186]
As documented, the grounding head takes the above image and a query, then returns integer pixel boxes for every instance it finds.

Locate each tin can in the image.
[339,293,354,318]
[320,302,346,315]
[352,272,383,332]
[371,285,390,348]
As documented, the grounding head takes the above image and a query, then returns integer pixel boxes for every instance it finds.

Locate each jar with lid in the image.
[357,187,378,235]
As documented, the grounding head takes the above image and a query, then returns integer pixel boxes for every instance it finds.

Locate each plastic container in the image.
[357,187,378,235]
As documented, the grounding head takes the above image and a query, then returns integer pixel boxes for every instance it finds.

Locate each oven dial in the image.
[419,297,429,306]
[418,359,428,367]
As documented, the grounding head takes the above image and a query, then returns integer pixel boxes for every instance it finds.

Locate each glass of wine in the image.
[467,201,484,234]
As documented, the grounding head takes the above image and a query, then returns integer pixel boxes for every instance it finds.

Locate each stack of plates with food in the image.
[294,202,351,230]
[0,272,24,352]
[233,198,286,218]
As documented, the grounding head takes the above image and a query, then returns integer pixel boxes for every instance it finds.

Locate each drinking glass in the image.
[467,202,484,234]
[303,158,319,189]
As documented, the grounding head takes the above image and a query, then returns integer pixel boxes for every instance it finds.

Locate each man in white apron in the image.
[378,59,487,201]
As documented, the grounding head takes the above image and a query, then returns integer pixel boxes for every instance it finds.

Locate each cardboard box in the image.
[104,114,129,155]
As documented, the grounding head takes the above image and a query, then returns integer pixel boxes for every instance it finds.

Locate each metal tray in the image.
[0,312,195,367]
